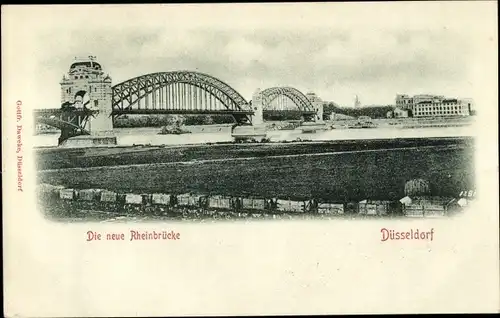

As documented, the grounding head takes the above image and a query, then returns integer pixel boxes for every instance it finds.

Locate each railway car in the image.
[78,189,103,201]
[208,195,232,210]
[276,199,305,213]
[100,190,118,203]
[317,202,344,214]
[402,196,453,217]
[151,193,171,206]
[125,193,143,205]
[177,193,206,207]
[59,188,75,200]
[241,198,266,210]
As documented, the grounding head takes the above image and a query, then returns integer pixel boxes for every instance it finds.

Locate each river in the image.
[34,124,476,148]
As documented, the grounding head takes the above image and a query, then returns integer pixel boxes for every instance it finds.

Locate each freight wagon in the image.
[317,202,344,215]
[176,193,207,207]
[78,189,103,201]
[401,196,455,217]
[358,200,395,216]
[53,186,420,218]
[276,199,305,213]
[241,198,266,210]
[208,195,232,210]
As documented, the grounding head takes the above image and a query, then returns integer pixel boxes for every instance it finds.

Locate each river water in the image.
[34,124,476,148]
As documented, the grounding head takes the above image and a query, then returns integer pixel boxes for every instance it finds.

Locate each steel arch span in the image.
[36,116,89,134]
[111,71,253,123]
[34,108,95,144]
[260,87,315,112]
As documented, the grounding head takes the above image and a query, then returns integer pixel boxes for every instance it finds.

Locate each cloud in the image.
[33,22,479,107]
[223,37,265,66]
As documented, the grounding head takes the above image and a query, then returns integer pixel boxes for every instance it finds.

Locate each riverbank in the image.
[36,137,475,203]
[35,136,474,170]
[35,117,475,135]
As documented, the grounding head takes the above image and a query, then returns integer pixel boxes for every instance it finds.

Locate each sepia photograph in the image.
[3,2,498,316]
[31,5,478,223]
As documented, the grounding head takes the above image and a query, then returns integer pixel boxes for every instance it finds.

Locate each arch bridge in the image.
[111,71,255,125]
[34,70,323,144]
[258,86,318,121]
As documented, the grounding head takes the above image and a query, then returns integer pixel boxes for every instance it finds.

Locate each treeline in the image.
[114,115,235,128]
[324,102,394,119]
[114,104,396,128]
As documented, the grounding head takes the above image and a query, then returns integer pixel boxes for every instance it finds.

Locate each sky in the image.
[3,2,497,108]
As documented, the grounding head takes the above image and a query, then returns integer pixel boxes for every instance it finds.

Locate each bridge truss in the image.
[34,108,95,144]
[111,71,254,125]
[260,87,317,120]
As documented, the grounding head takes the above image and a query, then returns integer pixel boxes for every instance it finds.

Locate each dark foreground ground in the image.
[37,137,475,202]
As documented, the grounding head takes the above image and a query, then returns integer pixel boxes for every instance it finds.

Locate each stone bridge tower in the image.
[305,92,324,123]
[60,56,116,146]
[231,88,267,142]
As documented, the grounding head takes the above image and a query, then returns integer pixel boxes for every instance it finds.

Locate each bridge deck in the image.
[111,109,255,116]
[35,108,316,117]
[34,109,96,116]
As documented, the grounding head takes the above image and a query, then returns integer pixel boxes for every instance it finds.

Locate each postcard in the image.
[2,2,499,316]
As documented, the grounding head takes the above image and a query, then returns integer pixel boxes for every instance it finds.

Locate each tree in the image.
[167,115,185,126]
[202,115,214,125]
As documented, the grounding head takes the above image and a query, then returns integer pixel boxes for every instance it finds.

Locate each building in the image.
[413,98,471,117]
[393,108,409,118]
[396,94,444,111]
[395,94,472,117]
[354,95,361,108]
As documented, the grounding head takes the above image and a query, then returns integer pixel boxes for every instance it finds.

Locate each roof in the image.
[70,61,102,70]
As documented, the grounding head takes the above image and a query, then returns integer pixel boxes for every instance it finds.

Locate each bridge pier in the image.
[314,100,324,123]
[297,96,328,133]
[231,88,268,142]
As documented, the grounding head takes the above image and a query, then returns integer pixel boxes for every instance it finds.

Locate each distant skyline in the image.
[4,3,495,108]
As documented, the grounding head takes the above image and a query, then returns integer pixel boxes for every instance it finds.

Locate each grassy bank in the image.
[35,137,473,170]
[36,137,475,202]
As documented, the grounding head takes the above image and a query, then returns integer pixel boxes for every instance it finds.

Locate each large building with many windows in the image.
[395,94,473,117]
[396,94,445,110]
